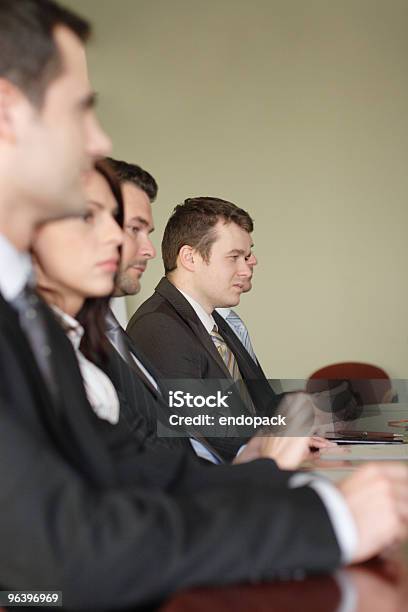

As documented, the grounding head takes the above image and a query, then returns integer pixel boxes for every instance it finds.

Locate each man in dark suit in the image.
[127,197,306,459]
[1,3,408,609]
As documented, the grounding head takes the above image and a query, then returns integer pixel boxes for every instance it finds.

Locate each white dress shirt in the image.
[52,307,120,425]
[0,233,32,301]
[215,307,230,319]
[178,288,216,333]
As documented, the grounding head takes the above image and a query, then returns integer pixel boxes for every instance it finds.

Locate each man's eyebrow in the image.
[226,248,246,255]
[79,91,98,110]
[127,216,155,232]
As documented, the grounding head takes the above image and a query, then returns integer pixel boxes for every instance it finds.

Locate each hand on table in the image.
[338,463,408,564]
[233,435,336,468]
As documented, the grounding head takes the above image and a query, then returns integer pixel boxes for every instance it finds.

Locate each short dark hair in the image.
[162,197,254,274]
[106,157,158,202]
[0,0,91,106]
[77,159,124,365]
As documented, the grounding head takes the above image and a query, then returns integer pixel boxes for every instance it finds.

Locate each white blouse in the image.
[52,307,120,425]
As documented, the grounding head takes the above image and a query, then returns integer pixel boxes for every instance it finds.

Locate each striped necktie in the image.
[225,309,258,364]
[210,325,256,415]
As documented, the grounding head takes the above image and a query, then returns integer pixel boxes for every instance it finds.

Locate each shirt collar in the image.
[0,233,32,301]
[177,288,216,334]
[51,305,84,350]
[215,307,232,320]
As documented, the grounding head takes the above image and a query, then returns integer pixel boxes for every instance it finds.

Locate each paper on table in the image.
[320,444,408,461]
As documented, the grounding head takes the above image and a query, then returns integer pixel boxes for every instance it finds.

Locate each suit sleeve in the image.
[0,396,341,610]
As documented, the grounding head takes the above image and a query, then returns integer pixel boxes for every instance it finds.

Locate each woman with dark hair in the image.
[32,159,123,424]
[32,159,191,454]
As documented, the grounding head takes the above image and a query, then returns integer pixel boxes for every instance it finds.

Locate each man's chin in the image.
[225,294,241,307]
[114,274,141,297]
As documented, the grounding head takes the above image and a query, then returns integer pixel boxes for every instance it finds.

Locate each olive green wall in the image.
[66,0,408,378]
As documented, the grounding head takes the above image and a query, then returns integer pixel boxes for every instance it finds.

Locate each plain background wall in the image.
[67,0,408,379]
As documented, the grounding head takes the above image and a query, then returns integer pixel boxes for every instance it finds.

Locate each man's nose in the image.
[140,235,156,260]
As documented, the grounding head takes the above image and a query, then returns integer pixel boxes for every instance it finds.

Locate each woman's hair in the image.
[76,158,124,366]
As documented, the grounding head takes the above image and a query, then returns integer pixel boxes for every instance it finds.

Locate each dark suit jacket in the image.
[103,331,223,462]
[0,292,341,609]
[127,277,282,460]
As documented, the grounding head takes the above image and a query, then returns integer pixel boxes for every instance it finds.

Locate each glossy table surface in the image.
[159,551,408,612]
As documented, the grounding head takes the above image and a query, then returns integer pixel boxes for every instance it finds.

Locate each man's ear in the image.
[178,244,196,272]
[0,79,25,144]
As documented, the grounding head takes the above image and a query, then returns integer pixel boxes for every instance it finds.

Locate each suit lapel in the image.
[0,293,63,424]
[0,293,116,486]
[0,295,101,477]
[155,278,232,379]
[121,331,164,399]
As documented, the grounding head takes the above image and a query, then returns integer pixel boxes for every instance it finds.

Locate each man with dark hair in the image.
[127,196,284,460]
[0,0,110,217]
[107,156,158,202]
[2,4,408,608]
[107,157,158,297]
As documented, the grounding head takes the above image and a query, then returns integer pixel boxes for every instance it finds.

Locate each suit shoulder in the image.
[127,292,178,333]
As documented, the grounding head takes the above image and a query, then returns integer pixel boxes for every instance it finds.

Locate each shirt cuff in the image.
[189,438,220,464]
[289,473,358,563]
[235,444,247,457]
[334,570,358,612]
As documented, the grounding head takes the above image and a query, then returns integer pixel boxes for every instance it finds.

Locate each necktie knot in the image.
[12,284,39,313]
[105,311,121,333]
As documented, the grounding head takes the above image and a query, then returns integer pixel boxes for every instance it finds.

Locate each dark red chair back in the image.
[307,362,394,405]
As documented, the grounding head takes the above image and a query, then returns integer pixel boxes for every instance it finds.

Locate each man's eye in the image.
[229,255,239,260]
[126,225,140,235]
